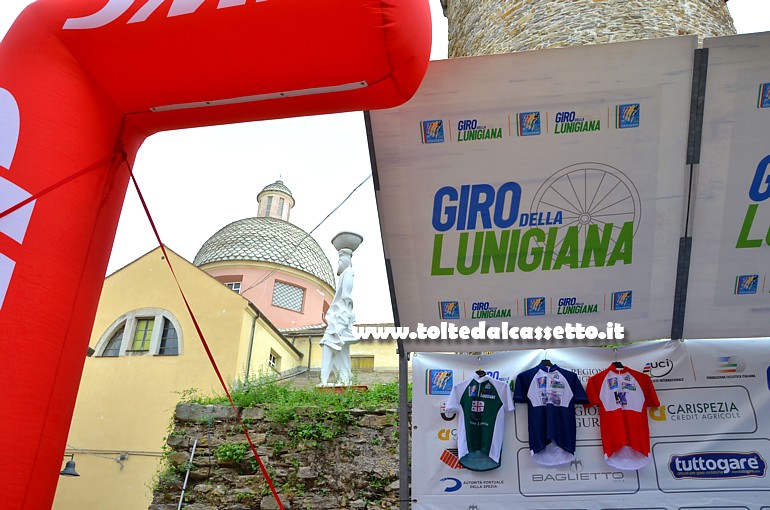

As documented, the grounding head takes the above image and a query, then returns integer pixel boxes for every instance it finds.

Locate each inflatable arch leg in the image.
[0,1,430,507]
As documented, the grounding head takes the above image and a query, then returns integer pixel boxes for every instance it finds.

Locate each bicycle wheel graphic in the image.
[529,163,641,264]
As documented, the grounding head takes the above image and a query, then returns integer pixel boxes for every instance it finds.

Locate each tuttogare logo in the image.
[669,452,766,479]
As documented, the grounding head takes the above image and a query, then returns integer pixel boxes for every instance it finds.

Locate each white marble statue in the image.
[319,248,358,385]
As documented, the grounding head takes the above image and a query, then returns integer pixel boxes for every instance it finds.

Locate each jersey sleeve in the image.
[640,372,660,408]
[501,380,515,412]
[445,380,464,413]
[513,372,528,404]
[570,372,589,405]
[585,372,601,407]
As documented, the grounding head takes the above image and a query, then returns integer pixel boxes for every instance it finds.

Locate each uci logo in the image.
[63,0,266,29]
[643,359,674,378]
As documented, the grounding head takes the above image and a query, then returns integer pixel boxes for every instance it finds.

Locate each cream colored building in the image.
[52,181,400,510]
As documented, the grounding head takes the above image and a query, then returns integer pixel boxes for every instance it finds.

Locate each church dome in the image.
[193,217,335,288]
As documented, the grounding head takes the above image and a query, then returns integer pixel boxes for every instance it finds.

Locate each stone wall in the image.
[149,403,402,510]
[446,0,736,57]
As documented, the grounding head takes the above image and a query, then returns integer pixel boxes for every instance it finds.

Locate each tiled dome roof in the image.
[258,180,293,201]
[193,217,335,288]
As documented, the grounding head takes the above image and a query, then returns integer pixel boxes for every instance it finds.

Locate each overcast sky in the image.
[0,0,768,323]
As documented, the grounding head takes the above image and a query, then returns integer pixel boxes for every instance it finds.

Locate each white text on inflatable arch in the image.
[63,0,268,30]
[0,89,32,311]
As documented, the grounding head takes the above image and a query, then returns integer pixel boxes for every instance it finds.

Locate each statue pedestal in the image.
[315,384,368,394]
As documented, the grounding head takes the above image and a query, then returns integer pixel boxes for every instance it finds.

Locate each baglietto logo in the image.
[669,452,766,479]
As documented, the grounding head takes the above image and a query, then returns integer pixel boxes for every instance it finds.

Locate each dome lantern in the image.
[257,180,295,221]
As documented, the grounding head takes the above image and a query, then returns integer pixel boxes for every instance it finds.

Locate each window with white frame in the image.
[95,308,182,357]
[271,281,305,312]
[224,282,241,294]
[268,349,281,372]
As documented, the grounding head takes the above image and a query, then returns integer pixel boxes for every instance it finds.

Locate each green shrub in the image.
[215,442,250,463]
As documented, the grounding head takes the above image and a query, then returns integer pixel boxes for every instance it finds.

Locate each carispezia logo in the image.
[421,120,445,144]
[648,401,741,422]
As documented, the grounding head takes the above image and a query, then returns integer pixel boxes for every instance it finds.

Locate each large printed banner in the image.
[412,339,770,509]
[684,32,770,339]
[369,37,696,350]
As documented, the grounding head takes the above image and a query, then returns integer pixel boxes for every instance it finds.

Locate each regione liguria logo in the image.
[0,88,31,311]
[63,0,267,29]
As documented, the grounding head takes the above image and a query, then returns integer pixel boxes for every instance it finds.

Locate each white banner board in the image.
[684,32,770,339]
[412,339,770,509]
[369,37,695,350]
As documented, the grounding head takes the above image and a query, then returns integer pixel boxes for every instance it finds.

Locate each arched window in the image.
[94,308,183,357]
[102,326,124,357]
[159,318,179,355]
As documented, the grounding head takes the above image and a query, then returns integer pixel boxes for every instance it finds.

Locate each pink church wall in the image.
[205,265,332,329]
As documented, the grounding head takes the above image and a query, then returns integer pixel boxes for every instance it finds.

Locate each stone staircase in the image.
[279,369,408,389]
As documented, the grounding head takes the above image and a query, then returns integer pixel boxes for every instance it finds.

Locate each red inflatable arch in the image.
[0,0,430,507]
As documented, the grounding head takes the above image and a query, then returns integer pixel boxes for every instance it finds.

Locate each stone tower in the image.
[444,0,736,58]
